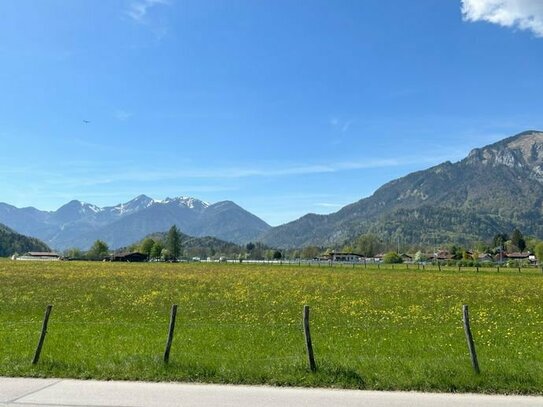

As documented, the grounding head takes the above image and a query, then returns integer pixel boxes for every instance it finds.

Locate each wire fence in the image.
[2,303,542,373]
[217,259,543,274]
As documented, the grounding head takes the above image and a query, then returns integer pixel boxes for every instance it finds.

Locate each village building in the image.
[322,251,364,262]
[434,250,453,261]
[15,252,61,261]
[503,252,531,260]
[110,252,148,262]
[488,251,538,264]
[477,253,494,262]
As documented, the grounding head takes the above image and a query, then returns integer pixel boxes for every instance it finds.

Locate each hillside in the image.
[261,130,543,248]
[0,223,50,257]
[132,230,242,258]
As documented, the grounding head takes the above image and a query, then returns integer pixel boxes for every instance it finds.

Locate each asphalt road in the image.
[1,377,542,407]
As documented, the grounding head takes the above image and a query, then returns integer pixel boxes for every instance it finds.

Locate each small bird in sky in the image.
[83,120,90,124]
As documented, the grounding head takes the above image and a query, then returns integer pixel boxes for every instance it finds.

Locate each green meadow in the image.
[0,261,542,394]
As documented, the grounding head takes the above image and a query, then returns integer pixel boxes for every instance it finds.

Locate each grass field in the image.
[0,261,542,394]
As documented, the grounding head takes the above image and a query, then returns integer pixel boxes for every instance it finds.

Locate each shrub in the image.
[383,252,403,264]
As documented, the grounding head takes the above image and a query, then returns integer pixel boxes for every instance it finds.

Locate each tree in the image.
[525,236,540,253]
[534,242,543,265]
[354,234,382,257]
[493,233,508,250]
[473,241,489,253]
[383,251,402,264]
[301,246,320,259]
[511,228,526,252]
[166,225,181,260]
[272,250,282,260]
[150,242,163,260]
[87,240,109,260]
[63,247,83,260]
[246,242,255,252]
[140,238,155,257]
[449,245,463,260]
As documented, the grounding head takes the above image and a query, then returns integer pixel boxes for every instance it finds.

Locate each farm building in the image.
[323,251,364,262]
[15,252,61,261]
[110,252,148,262]
[503,252,531,260]
[477,253,494,262]
[497,252,536,264]
[434,250,453,261]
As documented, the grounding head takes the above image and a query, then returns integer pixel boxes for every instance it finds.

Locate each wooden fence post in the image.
[163,304,178,363]
[462,304,480,374]
[32,305,52,364]
[303,305,316,372]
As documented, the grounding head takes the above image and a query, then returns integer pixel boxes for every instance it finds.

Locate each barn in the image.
[110,252,148,262]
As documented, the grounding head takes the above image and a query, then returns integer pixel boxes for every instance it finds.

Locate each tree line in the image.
[61,226,543,264]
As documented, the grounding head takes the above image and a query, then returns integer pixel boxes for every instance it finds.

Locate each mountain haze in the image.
[0,196,270,250]
[261,130,543,248]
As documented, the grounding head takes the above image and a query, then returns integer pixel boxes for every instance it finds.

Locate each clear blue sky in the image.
[1,0,543,226]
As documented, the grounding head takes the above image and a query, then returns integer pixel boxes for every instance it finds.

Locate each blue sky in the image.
[1,0,543,226]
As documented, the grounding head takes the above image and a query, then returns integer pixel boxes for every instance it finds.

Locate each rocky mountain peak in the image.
[505,131,543,164]
[465,131,543,175]
[162,196,209,210]
[261,130,543,248]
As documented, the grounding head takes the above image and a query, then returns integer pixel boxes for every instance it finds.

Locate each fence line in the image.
[3,302,537,375]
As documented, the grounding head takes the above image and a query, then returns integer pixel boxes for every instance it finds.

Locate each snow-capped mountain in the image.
[0,195,270,250]
[107,194,155,215]
[160,196,209,211]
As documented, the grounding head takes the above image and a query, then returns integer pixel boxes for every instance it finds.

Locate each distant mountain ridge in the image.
[5,131,542,251]
[260,130,543,248]
[0,223,50,256]
[0,195,270,250]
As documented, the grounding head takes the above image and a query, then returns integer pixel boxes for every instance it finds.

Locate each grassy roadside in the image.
[0,261,542,394]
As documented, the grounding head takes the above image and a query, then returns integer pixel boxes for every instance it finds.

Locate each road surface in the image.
[1,377,542,407]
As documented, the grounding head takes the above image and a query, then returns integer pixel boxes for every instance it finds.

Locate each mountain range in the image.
[2,130,542,251]
[260,130,543,248]
[0,196,270,250]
